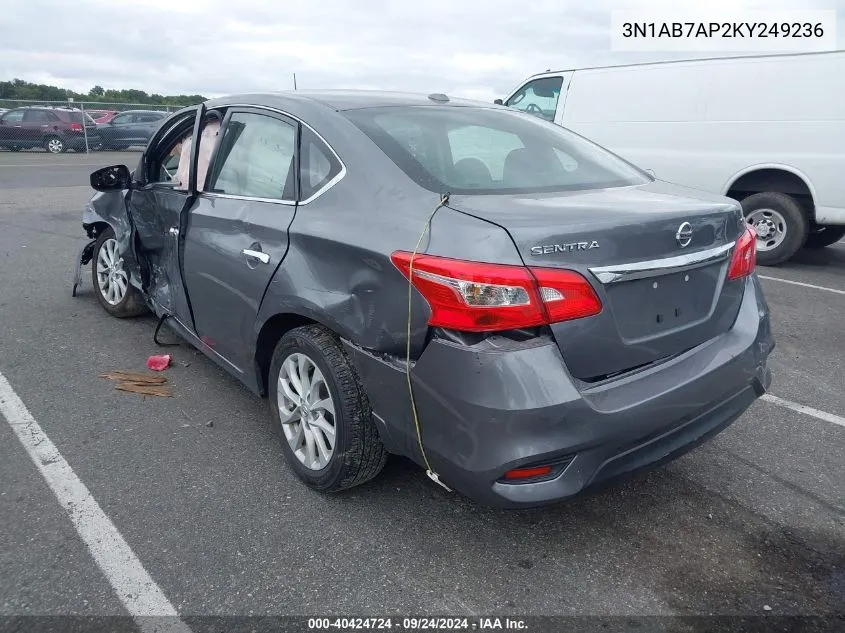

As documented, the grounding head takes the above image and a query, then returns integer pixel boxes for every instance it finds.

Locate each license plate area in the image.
[607,263,722,341]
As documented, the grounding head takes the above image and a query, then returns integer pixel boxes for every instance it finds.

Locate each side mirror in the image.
[493,98,504,105]
[90,164,132,191]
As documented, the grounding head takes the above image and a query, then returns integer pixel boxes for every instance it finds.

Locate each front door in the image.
[125,108,200,328]
[182,108,299,373]
[106,112,133,147]
[504,74,569,125]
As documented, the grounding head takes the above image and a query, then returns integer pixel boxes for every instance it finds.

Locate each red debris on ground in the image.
[147,354,172,371]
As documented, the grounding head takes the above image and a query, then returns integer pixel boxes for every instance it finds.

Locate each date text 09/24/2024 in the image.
[307,618,528,630]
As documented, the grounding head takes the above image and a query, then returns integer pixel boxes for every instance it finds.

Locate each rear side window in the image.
[23,110,52,123]
[138,114,163,123]
[208,111,296,201]
[345,106,649,195]
[299,127,342,201]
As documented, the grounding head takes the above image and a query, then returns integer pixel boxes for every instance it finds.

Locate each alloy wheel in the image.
[277,352,337,470]
[96,238,128,305]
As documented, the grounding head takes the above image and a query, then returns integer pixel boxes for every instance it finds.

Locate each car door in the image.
[105,112,134,146]
[136,113,164,144]
[0,109,26,146]
[182,107,298,373]
[504,75,569,124]
[22,109,53,145]
[124,107,203,329]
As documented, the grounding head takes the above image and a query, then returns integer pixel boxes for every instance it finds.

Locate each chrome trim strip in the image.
[589,242,735,284]
[220,103,348,205]
[202,192,296,206]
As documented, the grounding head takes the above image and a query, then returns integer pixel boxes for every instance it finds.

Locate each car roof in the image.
[116,109,167,115]
[205,90,489,112]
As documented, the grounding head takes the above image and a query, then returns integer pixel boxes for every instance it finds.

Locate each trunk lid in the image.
[448,181,748,382]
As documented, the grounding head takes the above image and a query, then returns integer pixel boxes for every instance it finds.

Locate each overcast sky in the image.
[1,0,842,102]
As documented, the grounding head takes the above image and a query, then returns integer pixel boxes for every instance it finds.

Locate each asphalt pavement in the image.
[1,150,843,629]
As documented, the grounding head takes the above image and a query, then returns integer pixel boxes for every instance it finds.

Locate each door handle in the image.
[242,249,270,264]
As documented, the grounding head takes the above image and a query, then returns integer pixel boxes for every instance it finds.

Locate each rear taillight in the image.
[727,226,757,280]
[390,251,602,332]
[69,123,83,131]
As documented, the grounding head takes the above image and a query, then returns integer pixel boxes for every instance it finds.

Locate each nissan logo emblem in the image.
[676,222,693,248]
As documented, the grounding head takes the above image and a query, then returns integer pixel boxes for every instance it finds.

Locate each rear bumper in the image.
[345,275,774,508]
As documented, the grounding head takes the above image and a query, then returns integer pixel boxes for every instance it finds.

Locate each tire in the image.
[804,225,845,249]
[91,227,148,318]
[741,192,808,266]
[43,135,65,154]
[9,146,21,152]
[268,324,387,493]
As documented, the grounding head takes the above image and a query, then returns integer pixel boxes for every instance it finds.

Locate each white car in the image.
[498,51,845,265]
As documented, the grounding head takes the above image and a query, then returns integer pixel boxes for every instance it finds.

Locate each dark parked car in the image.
[0,106,100,153]
[96,109,167,150]
[75,91,774,508]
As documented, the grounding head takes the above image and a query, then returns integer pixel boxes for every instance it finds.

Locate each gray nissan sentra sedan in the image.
[75,90,774,508]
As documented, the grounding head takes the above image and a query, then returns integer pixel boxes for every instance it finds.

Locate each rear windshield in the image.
[343,106,650,195]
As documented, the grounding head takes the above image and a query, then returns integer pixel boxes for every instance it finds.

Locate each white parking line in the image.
[758,275,845,296]
[762,394,845,428]
[0,371,191,633]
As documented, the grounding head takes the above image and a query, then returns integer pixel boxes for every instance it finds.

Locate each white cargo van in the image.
[498,51,845,265]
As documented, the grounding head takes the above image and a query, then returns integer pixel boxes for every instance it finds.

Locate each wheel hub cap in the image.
[746,209,786,252]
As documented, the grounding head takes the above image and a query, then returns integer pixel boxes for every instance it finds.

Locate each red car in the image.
[89,110,119,124]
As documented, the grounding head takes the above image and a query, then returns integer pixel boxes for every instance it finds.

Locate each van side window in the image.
[505,77,563,122]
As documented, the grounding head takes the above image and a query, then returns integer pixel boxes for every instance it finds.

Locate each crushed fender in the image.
[101,371,172,397]
[146,354,172,371]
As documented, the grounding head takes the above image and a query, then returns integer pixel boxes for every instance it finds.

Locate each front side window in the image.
[345,106,649,195]
[146,111,197,185]
[2,110,25,123]
[112,113,133,125]
[208,112,296,201]
[505,77,563,122]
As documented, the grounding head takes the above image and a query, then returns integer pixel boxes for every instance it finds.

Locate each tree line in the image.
[0,78,206,106]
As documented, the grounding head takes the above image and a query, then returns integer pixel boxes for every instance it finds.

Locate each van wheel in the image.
[741,192,808,266]
[804,225,845,249]
[268,325,387,493]
[91,227,147,317]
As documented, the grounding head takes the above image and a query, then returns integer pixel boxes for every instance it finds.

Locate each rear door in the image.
[182,107,299,372]
[21,109,51,144]
[136,113,165,144]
